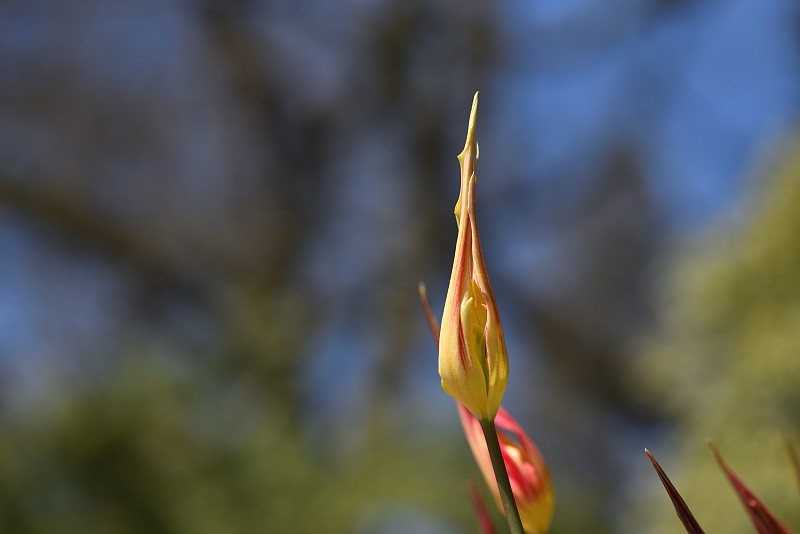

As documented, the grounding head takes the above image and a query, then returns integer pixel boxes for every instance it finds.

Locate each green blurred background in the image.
[0,1,799,533]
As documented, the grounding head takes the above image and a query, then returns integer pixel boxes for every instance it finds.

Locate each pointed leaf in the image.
[645,449,706,534]
[709,441,796,534]
[468,483,498,534]
[418,281,440,344]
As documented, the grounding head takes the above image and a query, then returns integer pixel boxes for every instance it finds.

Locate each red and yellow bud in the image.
[439,92,509,421]
[459,403,554,534]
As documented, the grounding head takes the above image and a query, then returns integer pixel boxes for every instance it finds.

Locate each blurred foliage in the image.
[629,137,800,533]
[0,347,478,534]
[0,2,497,531]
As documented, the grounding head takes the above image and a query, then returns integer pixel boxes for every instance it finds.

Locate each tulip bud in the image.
[439,92,509,421]
[459,403,555,534]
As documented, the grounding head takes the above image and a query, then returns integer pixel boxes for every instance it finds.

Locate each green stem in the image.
[480,418,525,534]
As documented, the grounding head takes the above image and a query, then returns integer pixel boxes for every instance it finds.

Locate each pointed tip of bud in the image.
[469,91,479,129]
[455,92,480,223]
[463,92,479,154]
[457,92,480,167]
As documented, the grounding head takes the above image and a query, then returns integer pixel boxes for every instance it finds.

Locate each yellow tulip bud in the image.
[439,92,509,421]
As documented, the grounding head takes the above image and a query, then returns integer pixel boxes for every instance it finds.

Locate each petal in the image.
[465,172,508,418]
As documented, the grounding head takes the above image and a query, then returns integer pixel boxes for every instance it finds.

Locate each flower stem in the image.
[480,418,525,534]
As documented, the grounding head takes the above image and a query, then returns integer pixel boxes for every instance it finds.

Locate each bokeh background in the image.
[1,1,799,533]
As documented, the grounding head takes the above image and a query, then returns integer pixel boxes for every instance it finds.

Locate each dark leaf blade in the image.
[709,441,796,534]
[417,281,440,344]
[645,449,706,534]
